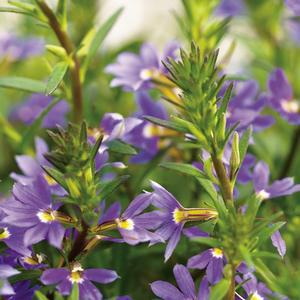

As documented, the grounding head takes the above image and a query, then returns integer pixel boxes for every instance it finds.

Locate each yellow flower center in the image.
[250,292,264,300]
[37,209,56,223]
[0,227,11,240]
[212,248,223,258]
[23,254,44,265]
[172,207,218,224]
[281,100,299,113]
[116,218,135,230]
[69,263,84,284]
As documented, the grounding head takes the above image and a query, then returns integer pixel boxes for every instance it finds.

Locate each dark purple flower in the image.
[236,272,273,300]
[253,161,300,200]
[41,262,118,300]
[0,33,44,61]
[8,281,39,300]
[106,41,179,91]
[10,137,66,196]
[151,264,210,300]
[150,181,218,261]
[215,0,245,17]
[267,68,300,125]
[227,80,274,132]
[0,177,65,248]
[10,94,69,128]
[0,264,20,295]
[96,193,163,245]
[285,0,300,15]
[187,248,226,284]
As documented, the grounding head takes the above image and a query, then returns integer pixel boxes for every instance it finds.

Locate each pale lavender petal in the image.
[207,258,223,284]
[48,223,65,248]
[268,68,293,100]
[198,276,210,300]
[150,181,181,210]
[40,268,69,284]
[0,265,20,278]
[122,193,153,219]
[79,281,102,300]
[23,223,48,246]
[271,230,286,258]
[187,250,211,270]
[150,281,185,300]
[183,226,209,238]
[85,268,118,283]
[0,279,15,295]
[253,161,270,192]
[15,155,41,177]
[57,278,72,295]
[164,224,183,262]
[173,264,196,298]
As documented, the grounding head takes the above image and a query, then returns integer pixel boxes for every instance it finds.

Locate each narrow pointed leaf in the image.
[209,278,231,300]
[45,61,68,95]
[107,139,137,155]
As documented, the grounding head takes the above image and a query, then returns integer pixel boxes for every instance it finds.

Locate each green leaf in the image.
[0,6,35,17]
[82,7,123,76]
[42,166,68,192]
[68,283,79,300]
[35,291,49,300]
[98,175,130,201]
[144,116,188,133]
[196,177,218,201]
[56,0,67,30]
[0,76,49,94]
[209,278,231,300]
[160,162,208,179]
[239,244,253,267]
[18,98,61,152]
[107,139,137,155]
[45,61,68,95]
[10,269,42,284]
[239,126,252,163]
[255,221,286,248]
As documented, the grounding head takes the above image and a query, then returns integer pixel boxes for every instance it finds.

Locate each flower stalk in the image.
[35,0,83,123]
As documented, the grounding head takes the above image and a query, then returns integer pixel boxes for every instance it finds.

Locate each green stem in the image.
[36,0,83,123]
[226,265,236,300]
[211,155,233,202]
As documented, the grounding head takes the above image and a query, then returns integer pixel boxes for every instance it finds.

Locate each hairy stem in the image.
[211,155,233,202]
[279,126,300,179]
[36,0,83,123]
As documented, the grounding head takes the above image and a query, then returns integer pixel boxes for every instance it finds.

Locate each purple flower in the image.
[10,94,69,128]
[285,0,300,15]
[215,0,245,17]
[285,18,300,44]
[267,68,300,125]
[106,41,179,91]
[150,181,218,261]
[95,193,163,245]
[0,264,20,295]
[151,264,210,300]
[187,248,226,284]
[0,177,65,248]
[0,33,44,61]
[227,80,274,132]
[10,137,66,196]
[8,281,39,300]
[41,262,118,300]
[236,272,273,300]
[253,161,300,200]
[271,230,286,258]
